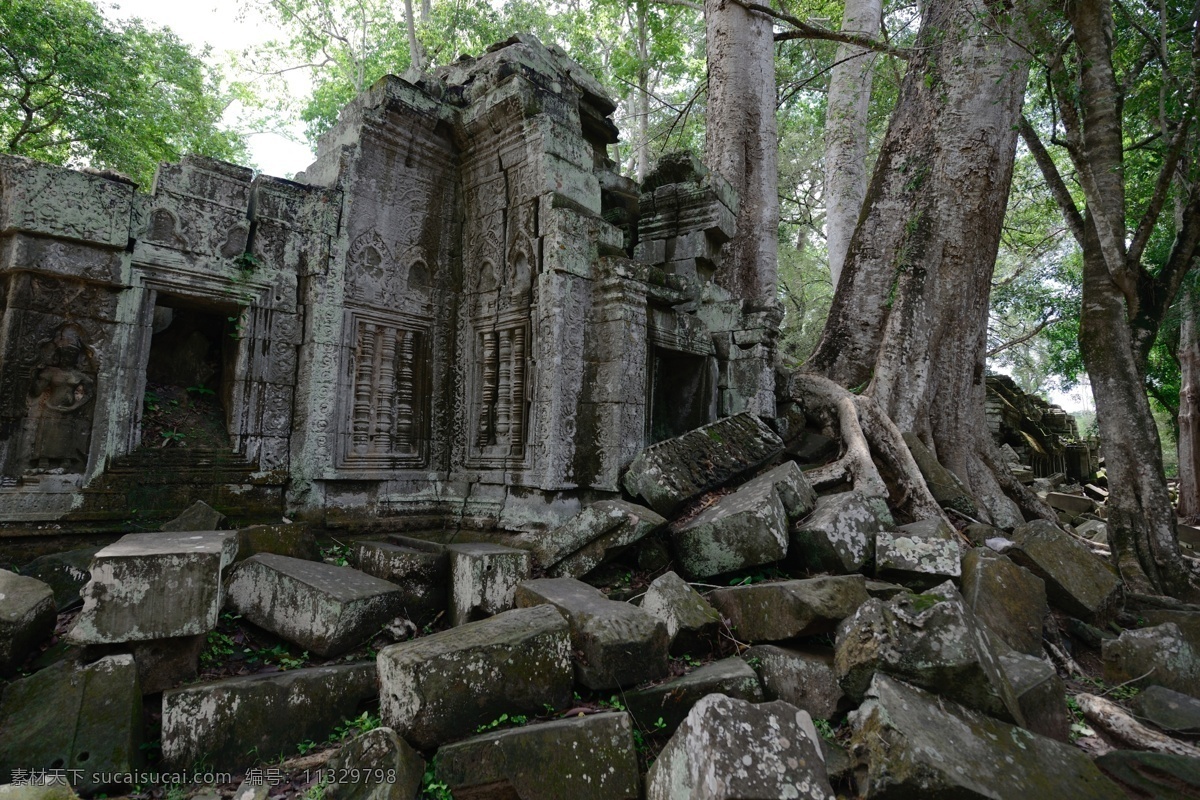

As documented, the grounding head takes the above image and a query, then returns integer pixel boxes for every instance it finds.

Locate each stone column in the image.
[705,0,779,308]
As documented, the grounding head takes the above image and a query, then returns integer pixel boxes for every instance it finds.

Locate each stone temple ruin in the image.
[0,35,776,534]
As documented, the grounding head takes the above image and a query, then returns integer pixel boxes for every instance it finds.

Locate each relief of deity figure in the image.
[21,324,97,474]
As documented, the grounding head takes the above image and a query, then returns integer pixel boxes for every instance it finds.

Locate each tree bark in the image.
[800,0,1031,525]
[823,0,880,286]
[705,0,779,308]
[404,0,423,70]
[1180,287,1200,522]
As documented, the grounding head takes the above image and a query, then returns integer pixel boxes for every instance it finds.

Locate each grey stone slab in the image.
[0,655,142,795]
[322,727,424,800]
[519,500,665,574]
[514,577,668,689]
[851,675,1124,799]
[377,605,572,749]
[1095,751,1200,799]
[874,531,961,589]
[625,657,762,734]
[641,570,720,655]
[446,543,531,627]
[708,575,869,643]
[67,531,239,644]
[835,586,1025,724]
[645,693,834,800]
[0,570,56,674]
[226,554,406,657]
[435,712,639,800]
[1046,492,1095,516]
[161,662,377,772]
[621,413,784,516]
[790,491,886,574]
[894,516,958,542]
[353,540,447,625]
[1102,623,1200,698]
[1007,520,1121,623]
[1130,685,1200,734]
[236,523,320,562]
[998,652,1070,741]
[160,499,228,531]
[744,644,844,720]
[20,547,99,610]
[961,548,1047,657]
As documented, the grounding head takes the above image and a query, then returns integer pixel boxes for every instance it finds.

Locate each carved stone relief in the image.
[19,323,98,474]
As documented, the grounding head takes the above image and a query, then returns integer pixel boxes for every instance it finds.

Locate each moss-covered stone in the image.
[744,644,844,720]
[0,569,56,674]
[961,547,1047,657]
[708,575,869,643]
[322,727,424,800]
[1007,520,1120,623]
[625,657,762,733]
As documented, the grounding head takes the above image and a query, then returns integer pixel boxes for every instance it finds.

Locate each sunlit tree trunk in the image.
[1179,288,1200,521]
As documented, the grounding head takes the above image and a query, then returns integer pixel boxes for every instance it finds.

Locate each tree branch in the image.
[726,0,909,59]
[1018,115,1085,246]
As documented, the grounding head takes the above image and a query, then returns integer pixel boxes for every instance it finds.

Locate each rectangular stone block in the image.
[353,539,448,625]
[447,543,531,627]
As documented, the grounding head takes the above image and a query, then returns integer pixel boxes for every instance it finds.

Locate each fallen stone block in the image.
[645,693,834,800]
[625,657,763,733]
[1102,623,1200,698]
[1046,491,1095,516]
[874,531,961,589]
[1129,685,1200,735]
[446,543,531,626]
[517,500,665,577]
[436,712,639,800]
[621,413,783,516]
[68,531,238,644]
[1140,608,1200,649]
[960,547,1047,656]
[1075,519,1108,544]
[514,577,668,689]
[894,516,958,541]
[744,644,844,720]
[641,570,720,655]
[669,462,815,578]
[1006,520,1121,623]
[850,674,1124,799]
[789,491,886,574]
[999,652,1070,741]
[19,547,99,610]
[835,585,1024,723]
[0,656,141,795]
[708,575,869,643]
[0,570,56,675]
[160,499,227,531]
[322,727,424,800]
[161,662,377,772]
[226,554,405,657]
[1095,751,1200,799]
[377,605,572,749]
[352,538,447,625]
[236,523,320,562]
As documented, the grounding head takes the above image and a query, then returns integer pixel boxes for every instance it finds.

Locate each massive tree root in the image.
[788,372,947,524]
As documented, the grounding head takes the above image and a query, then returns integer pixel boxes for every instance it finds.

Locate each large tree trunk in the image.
[823,0,880,286]
[705,0,779,308]
[799,0,1032,525]
[1180,288,1200,522]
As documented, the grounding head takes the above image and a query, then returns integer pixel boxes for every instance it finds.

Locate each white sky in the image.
[104,0,316,177]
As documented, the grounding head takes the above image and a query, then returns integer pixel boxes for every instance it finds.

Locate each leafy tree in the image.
[0,0,246,186]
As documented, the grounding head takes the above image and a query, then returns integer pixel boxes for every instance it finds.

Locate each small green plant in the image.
[599,695,626,712]
[144,391,161,412]
[302,779,329,800]
[421,761,452,800]
[161,429,185,446]
[233,252,263,274]
[813,718,835,741]
[200,630,236,667]
[296,739,318,755]
[333,711,382,741]
[277,650,308,670]
[673,653,701,668]
[475,713,528,733]
[321,541,352,566]
[745,656,763,669]
[187,384,215,397]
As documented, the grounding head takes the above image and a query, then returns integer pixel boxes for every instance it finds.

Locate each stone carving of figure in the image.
[22,324,97,473]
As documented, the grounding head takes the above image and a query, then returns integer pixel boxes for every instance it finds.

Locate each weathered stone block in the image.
[626,657,762,734]
[519,500,665,577]
[0,155,135,249]
[835,587,1024,723]
[1095,751,1200,799]
[435,712,639,800]
[1007,520,1121,623]
[998,652,1070,741]
[641,570,720,655]
[670,480,788,579]
[1102,623,1200,698]
[790,491,886,574]
[744,644,844,720]
[1129,685,1200,734]
[621,412,783,516]
[19,547,99,611]
[377,605,572,749]
[68,531,238,644]
[226,554,406,657]
[709,575,869,643]
[514,577,668,689]
[160,499,227,531]
[446,543,531,627]
[894,516,958,541]
[322,727,425,800]
[1046,492,1095,516]
[128,634,206,695]
[236,523,320,561]
[961,548,1047,656]
[874,532,961,590]
[645,693,833,800]
[850,675,1124,799]
[161,662,377,772]
[352,539,447,625]
[0,570,56,674]
[0,656,142,795]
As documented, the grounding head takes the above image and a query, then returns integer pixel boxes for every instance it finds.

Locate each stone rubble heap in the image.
[3,409,1199,800]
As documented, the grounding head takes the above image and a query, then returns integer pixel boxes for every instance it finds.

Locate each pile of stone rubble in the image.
[2,412,1199,799]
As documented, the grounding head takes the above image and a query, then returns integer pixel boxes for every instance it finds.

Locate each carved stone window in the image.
[471,319,529,465]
